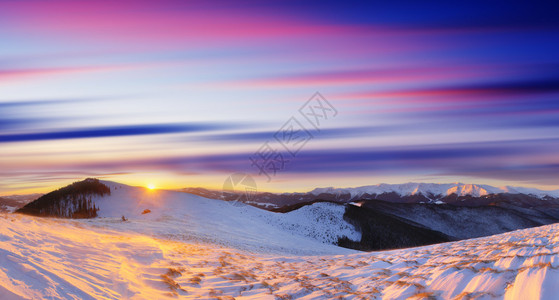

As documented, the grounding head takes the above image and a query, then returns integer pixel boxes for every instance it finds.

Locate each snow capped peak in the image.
[309,182,559,199]
[446,183,499,197]
[309,187,340,195]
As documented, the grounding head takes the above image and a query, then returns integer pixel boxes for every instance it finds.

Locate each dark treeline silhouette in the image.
[337,203,451,251]
[17,178,110,218]
[269,199,342,213]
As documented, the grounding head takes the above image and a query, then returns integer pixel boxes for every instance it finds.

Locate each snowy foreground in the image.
[2,211,559,299]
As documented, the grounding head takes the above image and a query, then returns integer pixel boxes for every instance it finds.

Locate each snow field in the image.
[2,213,559,299]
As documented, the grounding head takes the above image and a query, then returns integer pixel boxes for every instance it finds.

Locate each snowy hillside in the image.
[2,212,559,299]
[86,181,360,255]
[311,182,559,199]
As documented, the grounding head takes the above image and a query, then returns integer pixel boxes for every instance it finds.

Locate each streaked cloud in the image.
[1,0,559,194]
[0,123,229,143]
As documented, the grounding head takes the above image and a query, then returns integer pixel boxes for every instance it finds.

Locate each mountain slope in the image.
[2,212,559,299]
[355,199,553,239]
[52,180,361,255]
[338,203,453,251]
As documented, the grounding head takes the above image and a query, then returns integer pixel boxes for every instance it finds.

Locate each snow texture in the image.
[2,212,559,299]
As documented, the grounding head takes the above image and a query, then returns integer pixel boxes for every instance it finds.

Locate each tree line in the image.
[17,178,110,218]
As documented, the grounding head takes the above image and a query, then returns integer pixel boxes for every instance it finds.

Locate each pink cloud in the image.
[0,0,352,49]
[228,64,505,88]
[0,62,170,84]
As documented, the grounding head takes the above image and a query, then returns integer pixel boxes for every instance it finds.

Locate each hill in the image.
[16,178,109,218]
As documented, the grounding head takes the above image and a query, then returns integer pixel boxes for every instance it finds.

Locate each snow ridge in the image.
[310,182,559,199]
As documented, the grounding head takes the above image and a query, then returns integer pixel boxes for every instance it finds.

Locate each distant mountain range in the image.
[0,193,42,213]
[310,182,559,199]
[181,182,559,210]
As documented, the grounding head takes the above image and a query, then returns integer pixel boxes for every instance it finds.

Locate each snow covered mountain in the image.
[18,179,360,255]
[310,182,559,199]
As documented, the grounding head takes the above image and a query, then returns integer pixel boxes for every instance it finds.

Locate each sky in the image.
[1,0,559,195]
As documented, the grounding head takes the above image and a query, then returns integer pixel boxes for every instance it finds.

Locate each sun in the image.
[147,184,156,190]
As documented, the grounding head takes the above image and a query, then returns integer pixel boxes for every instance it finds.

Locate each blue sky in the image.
[1,0,559,194]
